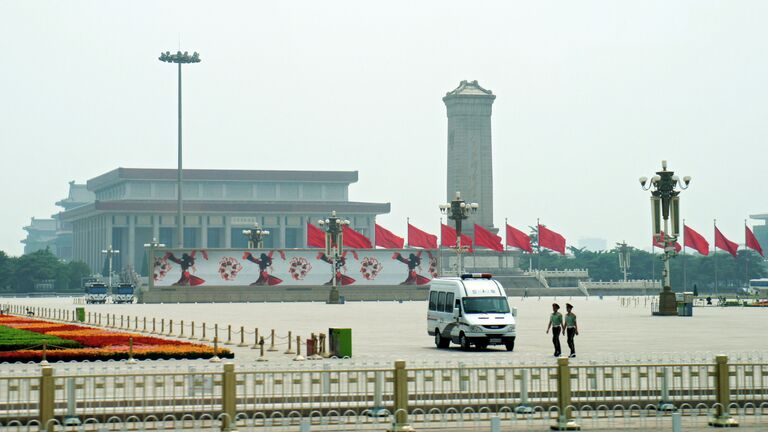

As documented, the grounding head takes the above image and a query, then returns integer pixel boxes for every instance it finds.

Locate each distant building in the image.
[20,181,94,260]
[444,80,497,235]
[749,214,768,254]
[57,168,390,272]
[21,218,57,254]
[578,237,608,252]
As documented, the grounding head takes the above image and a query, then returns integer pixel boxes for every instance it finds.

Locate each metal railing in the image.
[1,355,765,430]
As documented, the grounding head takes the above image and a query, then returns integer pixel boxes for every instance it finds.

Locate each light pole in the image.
[159,50,201,248]
[439,191,478,275]
[318,211,350,304]
[101,245,120,288]
[616,241,630,282]
[640,160,691,316]
[242,223,270,249]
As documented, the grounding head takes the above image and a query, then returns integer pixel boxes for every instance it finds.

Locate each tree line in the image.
[0,249,91,293]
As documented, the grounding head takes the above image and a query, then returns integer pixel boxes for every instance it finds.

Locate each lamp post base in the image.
[327,287,343,304]
[654,289,678,316]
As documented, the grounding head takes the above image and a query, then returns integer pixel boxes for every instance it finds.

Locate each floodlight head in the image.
[639,176,648,187]
[683,176,691,185]
[651,175,661,183]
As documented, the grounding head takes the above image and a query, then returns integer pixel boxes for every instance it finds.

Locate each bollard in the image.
[250,328,260,349]
[41,343,49,366]
[201,323,209,342]
[370,370,385,416]
[659,367,675,411]
[256,337,268,362]
[190,321,195,340]
[237,326,248,347]
[672,412,682,432]
[294,335,305,361]
[168,319,173,336]
[134,316,138,330]
[515,369,533,414]
[284,331,295,354]
[387,360,413,432]
[180,320,184,337]
[210,337,222,363]
[151,318,156,334]
[143,317,147,333]
[39,366,55,432]
[215,324,220,345]
[120,315,124,329]
[127,337,137,364]
[64,377,80,426]
[708,355,738,427]
[221,363,236,431]
[224,324,233,345]
[267,329,278,352]
[160,318,165,335]
[552,357,580,430]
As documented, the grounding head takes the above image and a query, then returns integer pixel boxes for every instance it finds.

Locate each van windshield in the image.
[462,297,510,314]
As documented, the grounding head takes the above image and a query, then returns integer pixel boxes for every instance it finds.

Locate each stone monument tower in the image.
[443,80,496,235]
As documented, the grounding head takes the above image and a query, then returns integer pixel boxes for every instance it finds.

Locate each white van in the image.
[427,273,516,351]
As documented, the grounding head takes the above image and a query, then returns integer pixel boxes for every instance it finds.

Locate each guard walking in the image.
[564,303,578,358]
[546,303,563,357]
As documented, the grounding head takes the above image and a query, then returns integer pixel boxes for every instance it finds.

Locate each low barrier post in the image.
[250,328,259,349]
[387,360,413,432]
[168,319,173,336]
[294,335,305,361]
[221,363,236,431]
[284,330,294,354]
[120,315,124,329]
[143,317,147,333]
[190,321,195,339]
[160,318,165,335]
[39,366,55,432]
[708,354,738,427]
[134,316,138,330]
[151,318,156,334]
[267,329,277,352]
[201,323,209,342]
[238,326,248,347]
[180,320,185,337]
[225,324,233,345]
[127,336,137,364]
[209,337,222,363]
[552,357,580,430]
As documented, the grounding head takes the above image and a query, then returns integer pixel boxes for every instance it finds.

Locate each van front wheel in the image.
[505,338,515,352]
[459,333,471,351]
[434,330,450,349]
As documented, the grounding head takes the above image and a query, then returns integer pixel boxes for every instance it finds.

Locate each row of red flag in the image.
[653,224,764,257]
[305,222,569,255]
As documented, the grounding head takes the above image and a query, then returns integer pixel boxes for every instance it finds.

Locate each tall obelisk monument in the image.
[443,80,497,235]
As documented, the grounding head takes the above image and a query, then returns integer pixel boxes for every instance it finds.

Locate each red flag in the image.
[506,224,533,253]
[538,224,566,255]
[306,223,325,248]
[375,224,404,249]
[714,227,738,257]
[407,224,437,249]
[746,225,764,257]
[653,231,682,253]
[683,225,709,255]
[474,224,503,252]
[342,225,373,249]
[441,224,473,252]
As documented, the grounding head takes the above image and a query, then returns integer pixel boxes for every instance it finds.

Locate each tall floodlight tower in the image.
[443,80,497,236]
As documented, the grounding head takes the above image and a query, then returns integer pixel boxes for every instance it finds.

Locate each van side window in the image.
[444,292,455,312]
[437,292,446,312]
[428,291,437,311]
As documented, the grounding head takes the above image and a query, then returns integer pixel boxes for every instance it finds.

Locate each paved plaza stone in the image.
[2,296,764,364]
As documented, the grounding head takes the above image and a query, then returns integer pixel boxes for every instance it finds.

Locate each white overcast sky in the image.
[1,1,767,256]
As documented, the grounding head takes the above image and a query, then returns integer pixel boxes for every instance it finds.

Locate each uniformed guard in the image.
[564,303,578,358]
[546,303,563,357]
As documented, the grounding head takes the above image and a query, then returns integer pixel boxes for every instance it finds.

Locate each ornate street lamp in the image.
[438,191,478,275]
[242,223,270,249]
[318,211,350,304]
[639,160,691,316]
[101,245,120,288]
[159,50,201,248]
[616,241,630,282]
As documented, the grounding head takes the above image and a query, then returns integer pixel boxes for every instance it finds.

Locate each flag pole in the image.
[683,219,687,292]
[536,218,541,272]
[745,219,749,290]
[405,217,410,248]
[504,217,508,270]
[714,219,718,297]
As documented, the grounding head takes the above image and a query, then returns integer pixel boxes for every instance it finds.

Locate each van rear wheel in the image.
[435,330,450,349]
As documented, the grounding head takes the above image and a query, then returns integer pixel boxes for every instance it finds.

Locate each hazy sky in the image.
[2,1,767,256]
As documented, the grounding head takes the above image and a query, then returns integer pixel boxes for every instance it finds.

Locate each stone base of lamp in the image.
[654,288,678,316]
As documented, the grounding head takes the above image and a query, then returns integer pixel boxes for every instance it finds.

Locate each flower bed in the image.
[0,316,232,363]
[0,326,81,351]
